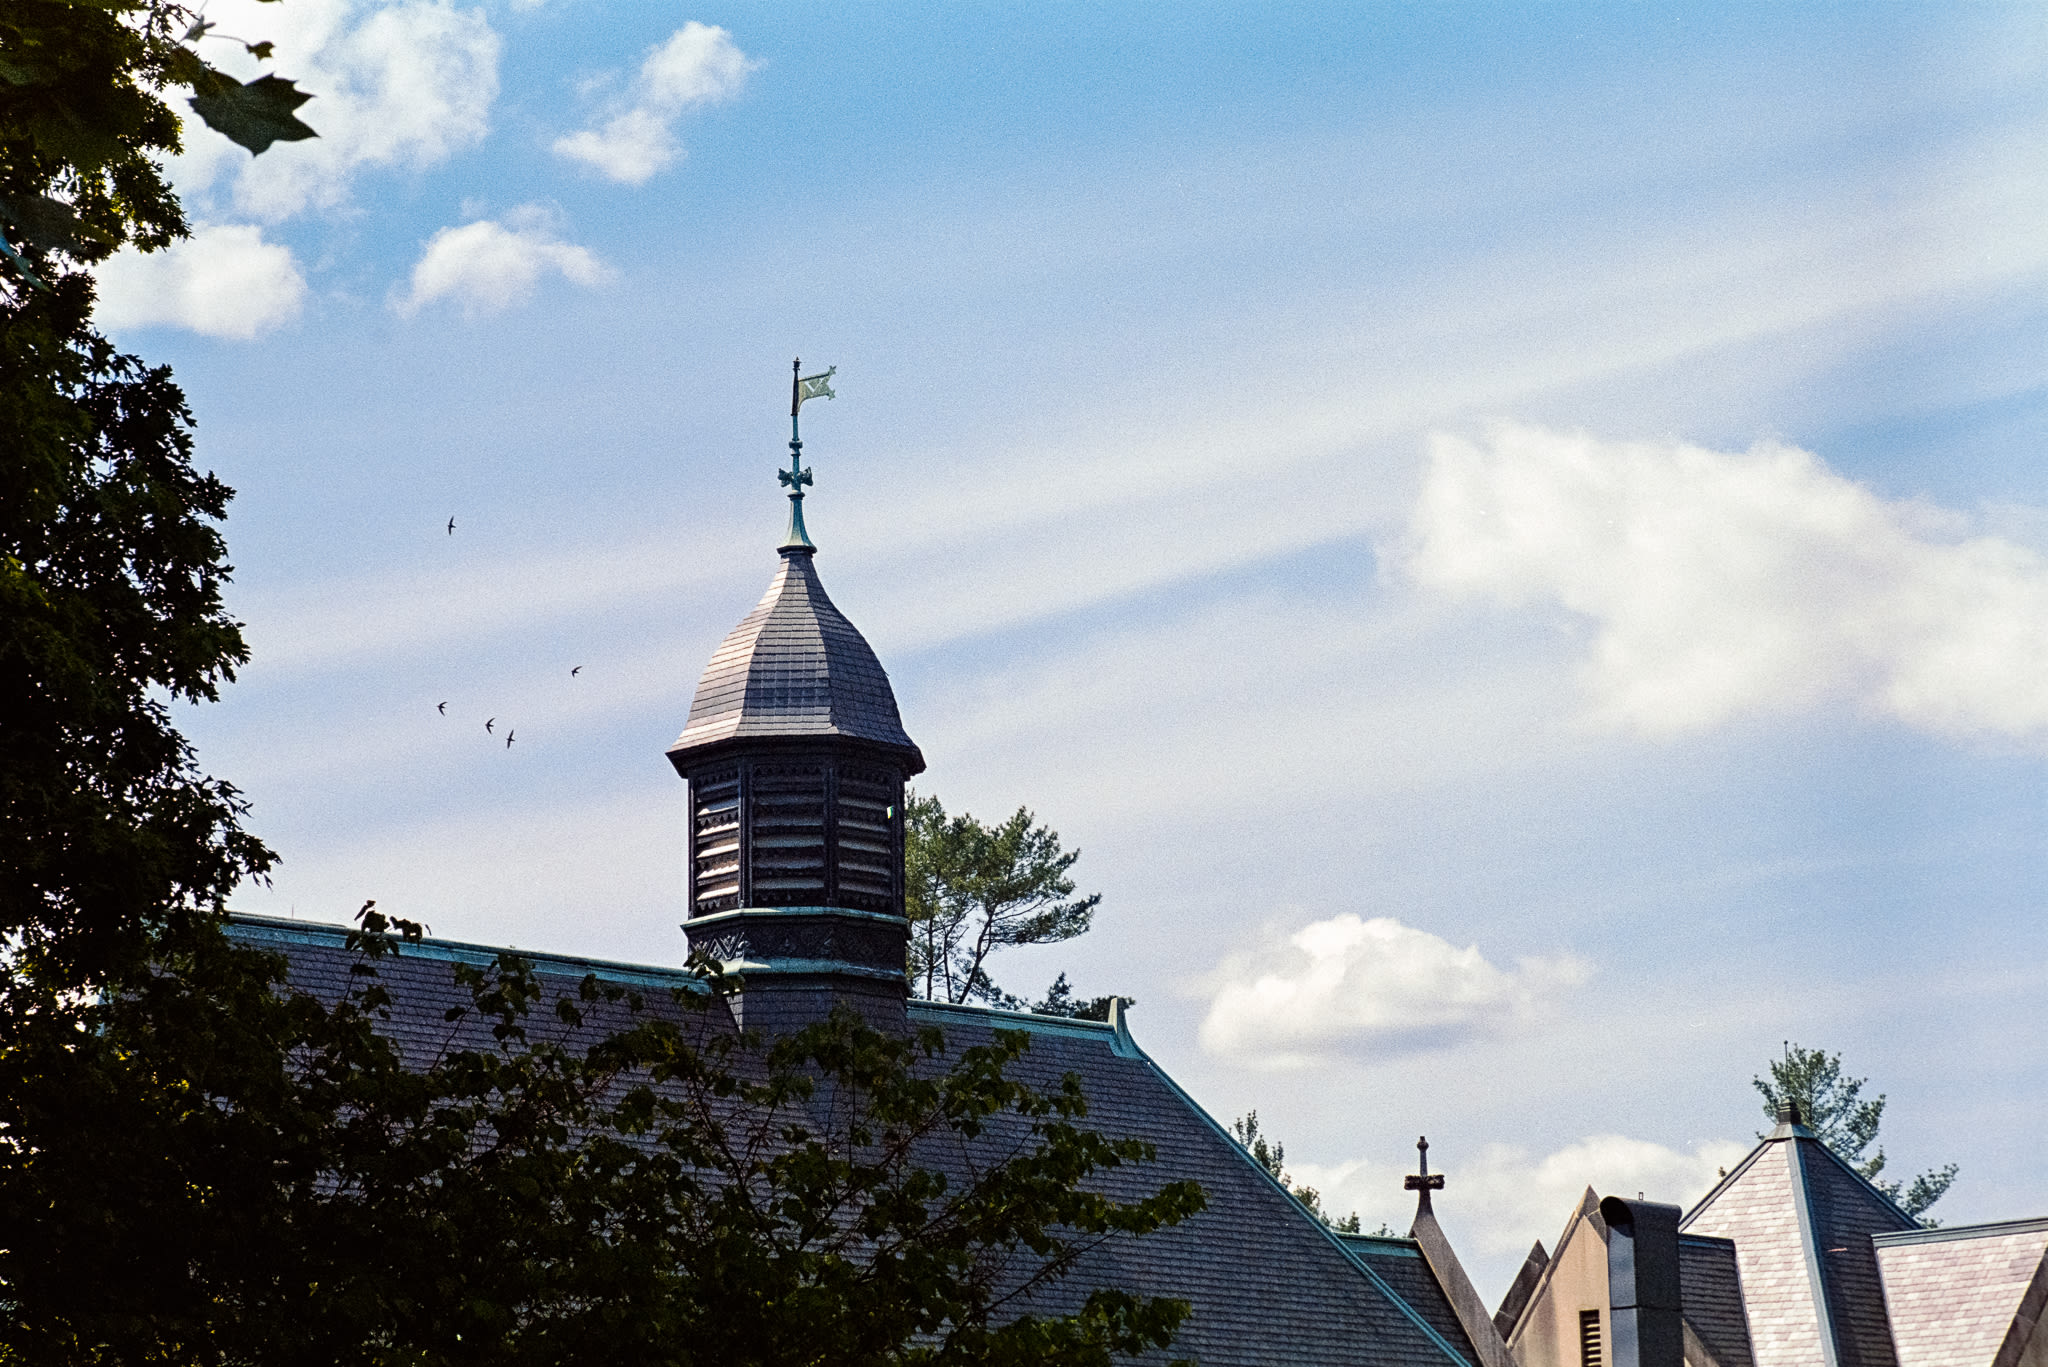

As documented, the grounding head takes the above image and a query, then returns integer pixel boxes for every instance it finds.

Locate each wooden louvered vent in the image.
[691,769,742,913]
[687,758,907,915]
[749,764,827,903]
[1578,1309,1601,1367]
[835,766,899,910]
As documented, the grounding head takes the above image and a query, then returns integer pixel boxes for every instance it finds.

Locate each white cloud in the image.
[1401,423,2048,743]
[1198,914,1589,1066]
[93,224,307,339]
[394,205,611,316]
[175,0,501,221]
[553,22,753,184]
[1293,1134,1748,1267]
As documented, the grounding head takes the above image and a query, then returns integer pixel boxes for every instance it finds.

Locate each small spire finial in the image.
[1405,1135,1445,1215]
[779,357,837,553]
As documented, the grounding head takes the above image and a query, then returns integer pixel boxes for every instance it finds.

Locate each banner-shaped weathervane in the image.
[794,363,836,413]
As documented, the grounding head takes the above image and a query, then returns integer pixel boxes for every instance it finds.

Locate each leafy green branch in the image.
[0,0,315,288]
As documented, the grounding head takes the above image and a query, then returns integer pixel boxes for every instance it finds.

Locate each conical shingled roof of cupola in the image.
[669,548,924,770]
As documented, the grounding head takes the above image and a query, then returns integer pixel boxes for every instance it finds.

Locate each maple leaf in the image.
[188,71,316,155]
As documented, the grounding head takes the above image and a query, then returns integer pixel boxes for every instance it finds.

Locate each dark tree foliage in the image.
[1029,973,1121,1023]
[1,907,1206,1365]
[0,0,314,282]
[0,0,317,987]
[0,277,272,986]
[1,1,188,271]
[1755,1041,1957,1222]
[905,792,1103,1008]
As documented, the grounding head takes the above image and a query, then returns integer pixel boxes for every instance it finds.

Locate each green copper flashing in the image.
[780,474,815,551]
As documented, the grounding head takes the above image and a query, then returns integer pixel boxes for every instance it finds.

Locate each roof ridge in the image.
[1795,1134,1921,1232]
[1872,1214,2048,1247]
[1108,1035,1476,1364]
[1502,1189,1604,1350]
[223,912,704,992]
[1785,1129,1844,1367]
[1681,1135,1775,1229]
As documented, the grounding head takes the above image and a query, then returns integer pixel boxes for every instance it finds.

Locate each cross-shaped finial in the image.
[779,452,812,492]
[1404,1135,1444,1214]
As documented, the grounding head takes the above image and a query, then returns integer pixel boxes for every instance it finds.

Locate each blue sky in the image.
[101,0,2046,1298]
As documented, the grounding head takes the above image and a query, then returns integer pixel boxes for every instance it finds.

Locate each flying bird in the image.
[446,517,456,535]
[571,665,582,677]
[437,701,446,715]
[505,730,515,749]
[484,717,495,735]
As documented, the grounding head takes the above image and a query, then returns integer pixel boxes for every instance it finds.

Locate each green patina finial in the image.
[779,357,836,551]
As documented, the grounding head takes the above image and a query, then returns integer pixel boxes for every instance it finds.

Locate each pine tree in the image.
[1755,1042,1957,1221]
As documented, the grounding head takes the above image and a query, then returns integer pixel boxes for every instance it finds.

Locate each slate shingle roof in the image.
[1684,1141,1834,1366]
[1683,1124,1917,1367]
[669,548,922,764]
[1341,1235,1483,1366]
[1871,1217,2048,1367]
[1801,1145,1914,1367]
[228,915,1477,1366]
[1680,1232,1756,1367]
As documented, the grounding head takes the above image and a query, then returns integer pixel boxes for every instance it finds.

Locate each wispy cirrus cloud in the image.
[1198,914,1589,1066]
[553,22,754,184]
[1402,423,2048,744]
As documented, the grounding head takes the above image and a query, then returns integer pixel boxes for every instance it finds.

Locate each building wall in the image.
[1512,1209,1611,1367]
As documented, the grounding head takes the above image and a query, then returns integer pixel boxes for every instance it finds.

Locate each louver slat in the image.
[691,770,742,912]
[751,765,825,902]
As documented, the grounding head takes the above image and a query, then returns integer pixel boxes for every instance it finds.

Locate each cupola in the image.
[666,362,922,1026]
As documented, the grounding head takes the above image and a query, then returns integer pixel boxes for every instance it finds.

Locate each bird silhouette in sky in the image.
[571,665,582,677]
[437,701,447,715]
[505,730,515,749]
[484,717,495,735]
[446,517,456,535]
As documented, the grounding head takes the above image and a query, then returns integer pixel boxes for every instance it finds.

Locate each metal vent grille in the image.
[691,769,741,913]
[750,764,826,903]
[835,767,898,909]
[1579,1309,1601,1367]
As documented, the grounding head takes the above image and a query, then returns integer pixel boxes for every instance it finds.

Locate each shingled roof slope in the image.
[1683,1122,1917,1367]
[1872,1217,2048,1367]
[1679,1233,1756,1367]
[670,549,921,761]
[1340,1235,1483,1365]
[229,916,1477,1366]
[1683,1142,1831,1367]
[1801,1145,1914,1367]
[921,1002,1479,1365]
